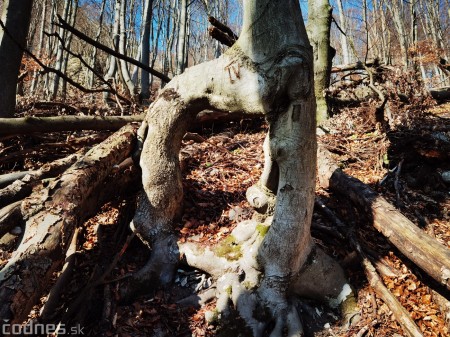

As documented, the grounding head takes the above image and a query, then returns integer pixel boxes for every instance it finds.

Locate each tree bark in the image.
[129,0,354,335]
[0,0,33,117]
[117,0,136,97]
[176,0,188,75]
[307,0,333,124]
[0,125,136,325]
[139,0,154,100]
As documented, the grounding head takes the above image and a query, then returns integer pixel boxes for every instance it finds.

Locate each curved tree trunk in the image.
[129,0,356,335]
[0,0,33,117]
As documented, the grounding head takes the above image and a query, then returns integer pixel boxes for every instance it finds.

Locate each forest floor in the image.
[0,97,449,337]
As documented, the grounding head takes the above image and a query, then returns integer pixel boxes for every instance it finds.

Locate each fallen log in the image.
[0,125,136,325]
[318,146,450,290]
[430,86,450,102]
[0,115,144,137]
[0,110,258,137]
[331,59,381,73]
[0,152,83,208]
[354,238,424,337]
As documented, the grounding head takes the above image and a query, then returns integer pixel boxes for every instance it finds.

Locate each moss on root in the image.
[214,235,243,261]
[255,223,270,237]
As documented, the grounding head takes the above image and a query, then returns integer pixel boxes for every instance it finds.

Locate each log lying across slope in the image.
[318,146,450,290]
[0,115,144,136]
[0,125,136,324]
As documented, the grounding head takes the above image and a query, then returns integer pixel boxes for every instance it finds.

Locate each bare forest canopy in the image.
[0,0,447,105]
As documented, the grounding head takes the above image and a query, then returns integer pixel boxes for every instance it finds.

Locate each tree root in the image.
[176,219,358,337]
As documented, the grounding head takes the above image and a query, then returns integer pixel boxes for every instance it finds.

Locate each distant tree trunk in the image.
[387,0,409,69]
[336,0,350,64]
[103,0,120,104]
[139,0,154,101]
[87,0,106,94]
[118,0,136,97]
[0,0,34,117]
[50,0,72,100]
[60,0,79,100]
[30,0,48,96]
[176,0,187,75]
[307,0,333,124]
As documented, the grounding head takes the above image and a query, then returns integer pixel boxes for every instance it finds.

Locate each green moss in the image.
[224,285,232,296]
[256,223,270,237]
[214,235,242,261]
[242,281,256,290]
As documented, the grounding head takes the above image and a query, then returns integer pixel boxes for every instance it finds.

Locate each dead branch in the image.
[0,115,144,137]
[331,59,381,73]
[352,237,424,337]
[318,146,450,290]
[208,27,236,47]
[429,86,450,102]
[55,15,171,83]
[208,16,238,41]
[0,152,84,208]
[39,228,80,321]
[45,31,131,103]
[0,125,136,324]
[0,201,22,238]
[0,171,33,189]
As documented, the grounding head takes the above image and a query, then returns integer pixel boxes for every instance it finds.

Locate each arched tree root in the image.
[176,219,360,337]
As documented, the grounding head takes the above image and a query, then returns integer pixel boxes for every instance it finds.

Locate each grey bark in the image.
[103,0,120,103]
[139,0,154,100]
[307,0,333,124]
[176,0,187,75]
[0,0,34,117]
[336,0,350,64]
[129,0,355,335]
[50,0,72,100]
[0,125,136,325]
[118,0,136,96]
[387,0,409,69]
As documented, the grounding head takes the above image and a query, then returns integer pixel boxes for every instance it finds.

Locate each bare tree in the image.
[125,0,356,334]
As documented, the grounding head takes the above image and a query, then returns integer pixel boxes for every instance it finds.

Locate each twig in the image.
[44,31,131,104]
[55,15,171,83]
[40,228,80,321]
[0,19,130,101]
[394,159,404,208]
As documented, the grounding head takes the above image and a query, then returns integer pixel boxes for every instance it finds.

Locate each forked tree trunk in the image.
[130,0,355,335]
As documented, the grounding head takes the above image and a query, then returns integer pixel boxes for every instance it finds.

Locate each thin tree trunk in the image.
[103,0,121,103]
[118,0,136,97]
[176,0,187,75]
[60,0,79,100]
[87,0,107,93]
[307,0,332,124]
[50,0,72,100]
[140,0,154,100]
[30,0,48,95]
[336,0,350,64]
